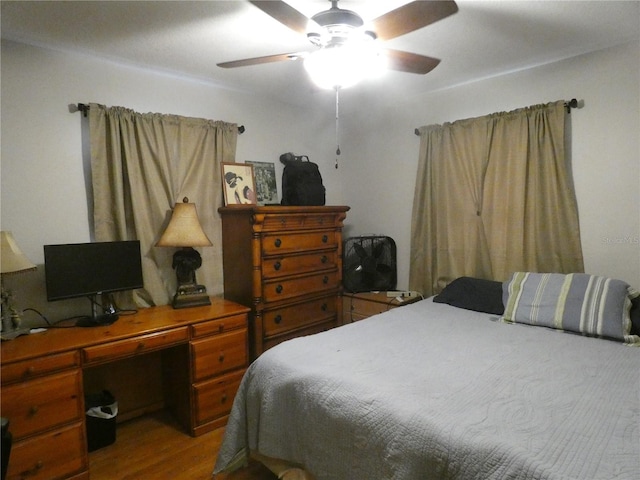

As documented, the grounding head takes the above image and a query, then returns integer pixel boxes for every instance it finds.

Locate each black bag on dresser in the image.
[280,152,326,206]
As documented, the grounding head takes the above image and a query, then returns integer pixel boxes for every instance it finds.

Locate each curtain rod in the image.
[74,103,245,134]
[413,98,580,136]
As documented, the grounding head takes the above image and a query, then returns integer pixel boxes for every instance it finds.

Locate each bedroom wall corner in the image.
[339,40,640,290]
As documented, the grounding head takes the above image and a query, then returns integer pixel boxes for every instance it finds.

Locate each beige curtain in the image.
[410,101,584,296]
[89,104,238,306]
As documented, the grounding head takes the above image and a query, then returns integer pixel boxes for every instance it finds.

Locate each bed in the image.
[214,273,640,480]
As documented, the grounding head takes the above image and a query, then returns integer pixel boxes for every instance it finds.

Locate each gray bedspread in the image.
[214,298,640,479]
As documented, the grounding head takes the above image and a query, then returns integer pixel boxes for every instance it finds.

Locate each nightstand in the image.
[342,291,422,322]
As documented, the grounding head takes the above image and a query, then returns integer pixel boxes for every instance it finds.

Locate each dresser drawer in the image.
[343,292,420,322]
[263,320,338,352]
[262,230,337,255]
[6,421,86,480]
[263,270,339,303]
[349,295,395,317]
[191,329,247,381]
[82,326,189,364]
[261,213,340,232]
[263,296,337,337]
[1,369,83,440]
[193,369,244,425]
[262,250,337,279]
[1,350,80,385]
[191,313,247,339]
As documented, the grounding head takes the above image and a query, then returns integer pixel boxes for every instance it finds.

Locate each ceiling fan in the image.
[218,0,459,88]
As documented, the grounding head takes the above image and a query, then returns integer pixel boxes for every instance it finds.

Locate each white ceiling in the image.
[2,1,639,107]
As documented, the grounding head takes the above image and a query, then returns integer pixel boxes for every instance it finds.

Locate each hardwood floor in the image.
[89,410,277,480]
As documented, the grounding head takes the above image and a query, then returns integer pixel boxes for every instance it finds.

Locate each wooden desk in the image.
[343,291,423,322]
[0,298,249,480]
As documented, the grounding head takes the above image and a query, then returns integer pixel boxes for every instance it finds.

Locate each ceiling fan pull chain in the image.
[335,86,340,169]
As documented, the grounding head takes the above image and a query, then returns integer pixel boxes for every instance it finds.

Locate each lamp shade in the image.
[0,231,37,274]
[156,199,212,248]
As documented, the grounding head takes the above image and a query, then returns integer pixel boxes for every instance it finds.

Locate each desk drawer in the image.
[82,326,189,364]
[6,421,86,480]
[191,313,247,339]
[191,329,247,381]
[1,369,83,440]
[1,350,79,385]
[262,231,337,255]
[263,270,339,303]
[263,296,337,337]
[193,369,244,425]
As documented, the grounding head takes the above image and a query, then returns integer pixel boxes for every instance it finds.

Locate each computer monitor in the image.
[44,240,144,326]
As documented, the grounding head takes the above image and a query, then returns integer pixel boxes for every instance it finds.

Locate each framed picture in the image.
[247,161,278,205]
[222,162,257,205]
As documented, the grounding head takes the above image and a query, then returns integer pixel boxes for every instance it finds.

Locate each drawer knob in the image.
[321,255,328,264]
[136,342,145,351]
[323,276,329,284]
[218,323,224,333]
[274,238,282,248]
[321,303,328,311]
[275,285,283,294]
[221,393,228,404]
[28,405,39,416]
[274,315,282,324]
[25,461,44,476]
[274,261,281,271]
[322,235,328,243]
[219,352,225,363]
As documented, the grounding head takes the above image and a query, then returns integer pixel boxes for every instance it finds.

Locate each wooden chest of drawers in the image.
[219,205,349,358]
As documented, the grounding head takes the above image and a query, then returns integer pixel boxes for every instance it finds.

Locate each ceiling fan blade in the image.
[383,49,440,75]
[370,0,458,41]
[217,52,305,69]
[249,0,312,35]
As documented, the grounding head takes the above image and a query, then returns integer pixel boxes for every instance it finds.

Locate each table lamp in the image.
[156,198,212,309]
[1,231,37,339]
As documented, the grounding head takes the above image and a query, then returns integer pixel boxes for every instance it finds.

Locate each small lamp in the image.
[1,231,37,339]
[156,198,212,309]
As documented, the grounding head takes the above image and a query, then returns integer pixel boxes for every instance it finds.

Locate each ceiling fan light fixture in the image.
[304,41,385,90]
[311,5,364,29]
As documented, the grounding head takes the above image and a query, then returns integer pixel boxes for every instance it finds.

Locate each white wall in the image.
[2,39,639,325]
[340,41,640,289]
[0,40,338,321]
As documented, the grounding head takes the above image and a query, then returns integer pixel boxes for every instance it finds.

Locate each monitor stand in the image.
[75,293,119,327]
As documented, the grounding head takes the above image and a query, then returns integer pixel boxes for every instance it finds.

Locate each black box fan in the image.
[343,236,397,293]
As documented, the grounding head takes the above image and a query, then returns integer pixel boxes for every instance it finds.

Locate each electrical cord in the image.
[21,308,84,328]
[22,307,52,325]
[22,295,139,330]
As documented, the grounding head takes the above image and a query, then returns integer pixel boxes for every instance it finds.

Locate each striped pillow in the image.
[502,272,640,345]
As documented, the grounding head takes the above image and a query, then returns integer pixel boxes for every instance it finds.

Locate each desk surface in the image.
[1,297,249,364]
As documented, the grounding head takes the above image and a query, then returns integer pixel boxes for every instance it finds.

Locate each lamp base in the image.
[1,327,31,341]
[172,284,211,309]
